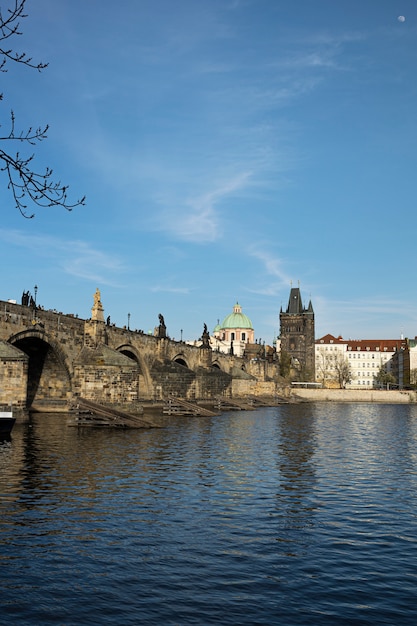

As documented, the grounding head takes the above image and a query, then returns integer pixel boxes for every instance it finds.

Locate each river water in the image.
[1,403,417,625]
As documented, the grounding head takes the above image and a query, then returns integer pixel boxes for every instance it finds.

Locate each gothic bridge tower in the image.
[279,286,315,380]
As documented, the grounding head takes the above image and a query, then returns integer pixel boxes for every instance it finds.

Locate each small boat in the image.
[0,407,16,436]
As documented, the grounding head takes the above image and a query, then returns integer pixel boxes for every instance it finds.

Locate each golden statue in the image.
[91,287,105,322]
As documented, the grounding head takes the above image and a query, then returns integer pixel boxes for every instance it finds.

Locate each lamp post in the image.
[180,329,183,342]
[128,312,131,331]
[32,284,38,321]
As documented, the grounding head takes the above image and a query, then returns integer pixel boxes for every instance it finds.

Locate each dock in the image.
[247,395,283,407]
[70,397,160,428]
[215,397,255,411]
[163,396,219,417]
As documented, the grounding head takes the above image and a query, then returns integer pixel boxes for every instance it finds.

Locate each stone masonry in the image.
[0,299,282,416]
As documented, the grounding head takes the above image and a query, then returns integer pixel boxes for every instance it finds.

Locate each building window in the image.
[242,333,246,341]
[231,332,235,341]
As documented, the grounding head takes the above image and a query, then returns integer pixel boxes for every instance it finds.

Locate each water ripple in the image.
[1,405,417,624]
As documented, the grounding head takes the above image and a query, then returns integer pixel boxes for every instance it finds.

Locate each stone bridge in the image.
[0,298,280,414]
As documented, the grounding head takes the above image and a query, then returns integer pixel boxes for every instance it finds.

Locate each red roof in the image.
[346,339,405,352]
[316,334,406,352]
[316,334,345,344]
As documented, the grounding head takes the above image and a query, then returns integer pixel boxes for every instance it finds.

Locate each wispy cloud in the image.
[150,285,190,294]
[64,244,126,285]
[267,30,365,76]
[308,31,365,47]
[247,247,292,295]
[0,229,125,285]
[276,51,339,70]
[152,171,253,243]
[321,297,409,317]
[314,296,415,339]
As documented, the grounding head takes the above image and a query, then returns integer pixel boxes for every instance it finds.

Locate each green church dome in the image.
[221,302,253,330]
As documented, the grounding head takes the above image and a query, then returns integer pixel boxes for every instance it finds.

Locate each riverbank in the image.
[291,388,417,403]
[13,388,417,426]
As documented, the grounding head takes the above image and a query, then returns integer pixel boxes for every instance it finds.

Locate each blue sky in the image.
[1,0,416,343]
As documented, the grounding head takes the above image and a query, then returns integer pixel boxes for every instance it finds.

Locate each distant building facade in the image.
[315,334,407,388]
[397,337,417,388]
[279,287,315,380]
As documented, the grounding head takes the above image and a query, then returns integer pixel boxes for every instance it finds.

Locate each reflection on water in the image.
[277,404,318,529]
[1,405,417,625]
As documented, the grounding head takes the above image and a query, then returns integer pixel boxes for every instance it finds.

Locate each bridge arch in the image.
[116,343,153,397]
[172,354,189,368]
[117,343,140,364]
[9,329,72,409]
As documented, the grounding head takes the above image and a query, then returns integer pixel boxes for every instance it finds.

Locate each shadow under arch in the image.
[117,343,152,397]
[9,328,72,409]
[118,344,139,363]
[173,354,189,368]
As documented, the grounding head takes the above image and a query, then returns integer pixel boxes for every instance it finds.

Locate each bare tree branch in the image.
[0,0,85,217]
[0,1,48,71]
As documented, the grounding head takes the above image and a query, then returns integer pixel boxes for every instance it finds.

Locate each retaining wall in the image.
[292,388,417,403]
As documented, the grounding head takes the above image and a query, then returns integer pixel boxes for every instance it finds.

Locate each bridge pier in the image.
[0,341,28,414]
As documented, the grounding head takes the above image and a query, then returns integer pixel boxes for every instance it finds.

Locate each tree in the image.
[279,349,291,378]
[316,350,351,388]
[316,352,333,387]
[0,0,85,217]
[375,364,396,389]
[410,369,417,388]
[333,354,352,389]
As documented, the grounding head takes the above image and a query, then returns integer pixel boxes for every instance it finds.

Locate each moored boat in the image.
[0,407,15,436]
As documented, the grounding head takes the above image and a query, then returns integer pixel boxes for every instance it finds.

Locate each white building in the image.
[315,334,348,387]
[316,334,405,389]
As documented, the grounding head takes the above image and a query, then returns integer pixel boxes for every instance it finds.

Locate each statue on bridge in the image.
[156,313,167,338]
[91,288,105,322]
[200,323,211,349]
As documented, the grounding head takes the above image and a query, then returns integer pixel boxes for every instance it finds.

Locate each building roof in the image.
[287,287,302,314]
[282,287,314,316]
[220,302,253,330]
[316,334,346,344]
[316,334,406,352]
[213,320,221,333]
[346,339,405,352]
